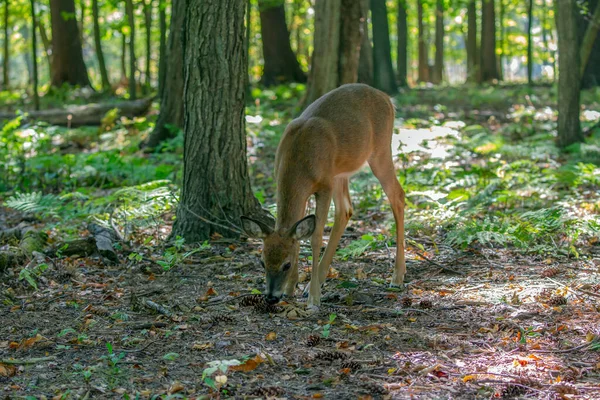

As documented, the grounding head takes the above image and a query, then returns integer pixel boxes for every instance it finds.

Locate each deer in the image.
[241,83,405,309]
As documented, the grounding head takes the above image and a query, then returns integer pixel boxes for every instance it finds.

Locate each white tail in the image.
[242,83,405,308]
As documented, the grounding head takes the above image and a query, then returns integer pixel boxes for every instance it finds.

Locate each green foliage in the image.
[6,192,63,217]
[18,263,49,290]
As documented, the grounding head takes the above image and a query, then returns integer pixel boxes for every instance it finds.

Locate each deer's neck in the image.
[276,183,311,230]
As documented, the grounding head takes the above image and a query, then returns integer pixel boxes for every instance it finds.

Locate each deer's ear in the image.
[289,215,316,240]
[240,216,273,238]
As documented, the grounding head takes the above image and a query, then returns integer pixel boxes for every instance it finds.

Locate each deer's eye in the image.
[282,262,292,271]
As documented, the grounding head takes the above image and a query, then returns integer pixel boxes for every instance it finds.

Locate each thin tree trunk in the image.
[79,0,85,45]
[92,0,110,91]
[258,0,306,86]
[50,0,91,87]
[480,0,499,83]
[38,18,51,70]
[121,33,127,82]
[172,0,263,242]
[432,0,444,84]
[143,0,184,149]
[417,0,428,82]
[358,1,373,85]
[3,0,9,89]
[555,0,581,148]
[370,0,397,94]
[580,0,600,78]
[143,0,152,92]
[497,0,504,80]
[158,0,166,98]
[125,0,136,99]
[396,0,407,87]
[30,0,39,110]
[527,0,533,85]
[466,0,478,83]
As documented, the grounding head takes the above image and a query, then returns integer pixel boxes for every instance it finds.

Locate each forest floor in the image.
[1,84,600,399]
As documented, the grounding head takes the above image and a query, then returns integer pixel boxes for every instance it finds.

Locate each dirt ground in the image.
[1,210,600,400]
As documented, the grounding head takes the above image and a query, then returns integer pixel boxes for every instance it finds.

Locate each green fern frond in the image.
[5,192,63,217]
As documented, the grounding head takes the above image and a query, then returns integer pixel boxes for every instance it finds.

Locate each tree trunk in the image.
[38,18,52,69]
[158,0,167,98]
[258,0,306,86]
[303,0,341,105]
[79,0,85,46]
[527,0,533,85]
[577,0,600,88]
[580,0,600,80]
[480,0,499,83]
[92,0,110,91]
[497,0,504,80]
[396,0,408,87]
[3,0,8,89]
[417,0,428,82]
[370,0,397,94]
[171,0,262,242]
[121,33,127,82]
[338,0,364,85]
[143,0,152,92]
[358,4,373,85]
[30,0,39,111]
[50,0,91,87]
[556,0,582,148]
[466,0,479,83]
[125,0,136,99]
[143,0,185,149]
[432,0,444,84]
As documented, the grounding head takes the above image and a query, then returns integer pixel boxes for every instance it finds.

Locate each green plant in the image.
[321,313,337,339]
[201,359,241,391]
[18,263,49,291]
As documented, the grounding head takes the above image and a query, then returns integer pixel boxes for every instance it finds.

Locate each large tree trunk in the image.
[125,0,136,99]
[50,0,91,87]
[396,0,408,87]
[370,0,397,94]
[30,0,39,111]
[2,0,8,89]
[358,6,373,85]
[143,0,152,93]
[527,0,533,85]
[417,0,428,82]
[480,0,499,83]
[171,0,262,242]
[338,0,364,85]
[432,0,444,84]
[466,0,479,83]
[580,0,600,83]
[258,0,306,86]
[556,0,582,148]
[78,0,85,45]
[92,0,110,91]
[158,0,167,98]
[143,0,184,149]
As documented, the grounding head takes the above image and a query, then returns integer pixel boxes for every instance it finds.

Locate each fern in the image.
[5,192,63,217]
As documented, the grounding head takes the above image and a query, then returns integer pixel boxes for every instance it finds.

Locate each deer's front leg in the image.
[307,188,332,309]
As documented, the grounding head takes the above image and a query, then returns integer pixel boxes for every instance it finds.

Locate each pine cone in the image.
[306,334,321,347]
[501,384,526,398]
[210,313,234,324]
[85,305,110,317]
[419,299,433,309]
[361,381,388,395]
[541,267,560,278]
[400,296,413,308]
[55,269,74,283]
[341,360,361,371]
[248,386,285,397]
[240,294,266,307]
[314,351,347,362]
[253,303,283,314]
[548,295,567,306]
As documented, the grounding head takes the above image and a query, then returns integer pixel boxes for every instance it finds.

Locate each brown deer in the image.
[241,83,405,309]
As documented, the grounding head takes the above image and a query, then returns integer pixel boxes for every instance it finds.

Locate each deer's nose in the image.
[266,294,280,304]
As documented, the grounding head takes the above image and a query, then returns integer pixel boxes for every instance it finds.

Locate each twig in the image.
[1,356,56,365]
[204,293,262,306]
[362,304,433,316]
[472,379,544,394]
[117,339,159,354]
[407,244,465,275]
[545,277,600,299]
[530,341,596,354]
[144,299,172,317]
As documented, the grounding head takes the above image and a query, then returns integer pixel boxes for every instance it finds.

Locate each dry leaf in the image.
[206,287,218,297]
[312,394,324,398]
[265,332,277,341]
[229,355,265,373]
[192,342,213,351]
[168,381,185,394]
[356,268,367,280]
[462,375,475,382]
[0,363,17,377]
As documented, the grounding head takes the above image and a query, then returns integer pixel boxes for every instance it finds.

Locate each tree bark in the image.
[158,0,167,98]
[171,0,262,242]
[258,0,306,86]
[125,0,136,99]
[432,0,444,84]
[2,0,8,89]
[79,0,85,46]
[143,0,152,92]
[338,0,364,85]
[417,0,428,82]
[50,0,91,87]
[580,0,600,79]
[370,0,397,94]
[480,0,499,83]
[143,0,184,149]
[92,0,110,91]
[396,0,408,87]
[497,0,504,80]
[466,0,479,83]
[121,33,127,82]
[556,0,582,148]
[30,0,39,111]
[358,3,373,85]
[527,0,533,85]
[38,18,52,69]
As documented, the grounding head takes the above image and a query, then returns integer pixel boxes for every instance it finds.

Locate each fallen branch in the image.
[1,356,56,365]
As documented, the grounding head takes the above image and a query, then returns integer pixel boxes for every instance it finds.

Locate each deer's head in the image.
[240,215,315,304]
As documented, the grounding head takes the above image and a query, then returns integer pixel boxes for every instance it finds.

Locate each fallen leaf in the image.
[229,355,265,373]
[0,363,17,377]
[312,394,323,398]
[206,287,218,297]
[265,332,277,341]
[192,342,213,351]
[356,268,367,280]
[168,381,185,394]
[462,375,475,382]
